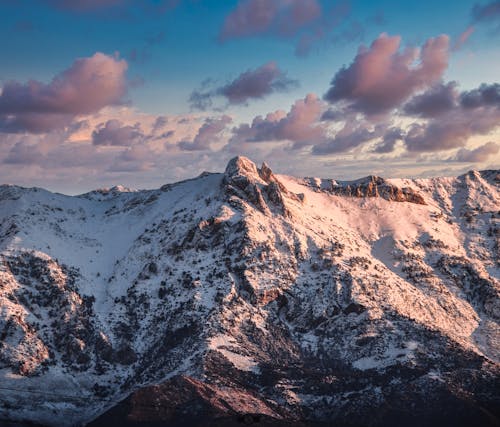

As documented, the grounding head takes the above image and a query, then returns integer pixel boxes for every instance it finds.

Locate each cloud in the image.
[92,120,145,146]
[403,82,458,117]
[312,120,385,155]
[219,62,298,104]
[324,33,450,115]
[404,106,500,152]
[460,83,500,108]
[178,115,232,151]
[219,0,321,41]
[4,140,44,165]
[472,1,500,22]
[189,62,298,110]
[43,0,180,14]
[453,26,475,50]
[401,81,500,153]
[152,116,169,133]
[230,94,326,147]
[373,127,404,153]
[218,0,352,56]
[0,52,128,133]
[453,142,500,162]
[44,0,124,12]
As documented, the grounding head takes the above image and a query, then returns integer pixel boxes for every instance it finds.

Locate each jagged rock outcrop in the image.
[0,157,498,427]
[305,175,427,204]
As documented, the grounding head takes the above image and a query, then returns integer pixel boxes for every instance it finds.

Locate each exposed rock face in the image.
[0,157,499,427]
[305,175,427,204]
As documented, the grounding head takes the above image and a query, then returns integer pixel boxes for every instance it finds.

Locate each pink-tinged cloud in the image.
[189,62,298,110]
[92,120,145,146]
[230,94,326,147]
[178,115,232,151]
[405,106,500,152]
[312,120,385,155]
[453,26,475,50]
[324,33,450,115]
[454,142,500,162]
[0,53,128,133]
[219,0,321,41]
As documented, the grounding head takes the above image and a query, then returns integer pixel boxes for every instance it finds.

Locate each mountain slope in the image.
[0,157,499,426]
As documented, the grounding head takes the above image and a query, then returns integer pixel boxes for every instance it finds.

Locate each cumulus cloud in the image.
[453,142,500,162]
[460,83,500,108]
[312,120,385,155]
[404,106,500,152]
[0,52,128,133]
[324,33,450,115]
[230,94,326,148]
[373,127,404,153]
[178,115,232,151]
[189,62,298,110]
[220,62,298,104]
[403,82,458,117]
[92,120,145,146]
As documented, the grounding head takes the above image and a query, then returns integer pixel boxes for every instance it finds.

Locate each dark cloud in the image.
[0,53,128,133]
[189,62,298,110]
[178,115,232,151]
[145,31,166,46]
[92,120,145,146]
[453,142,499,162]
[43,0,180,14]
[44,0,123,12]
[403,82,458,117]
[320,108,344,121]
[460,83,500,108]
[312,121,385,155]
[373,127,404,153]
[472,1,500,22]
[230,94,325,148]
[324,33,449,115]
[218,62,298,104]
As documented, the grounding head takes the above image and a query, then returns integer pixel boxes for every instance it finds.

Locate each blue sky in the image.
[0,0,499,193]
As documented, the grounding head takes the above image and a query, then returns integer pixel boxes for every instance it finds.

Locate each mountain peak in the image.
[224,156,260,181]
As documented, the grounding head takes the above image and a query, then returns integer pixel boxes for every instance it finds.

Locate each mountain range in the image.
[0,156,499,426]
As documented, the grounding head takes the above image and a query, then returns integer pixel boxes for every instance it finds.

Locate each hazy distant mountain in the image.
[0,157,498,427]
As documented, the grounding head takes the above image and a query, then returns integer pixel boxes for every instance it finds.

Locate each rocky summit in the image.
[0,157,499,427]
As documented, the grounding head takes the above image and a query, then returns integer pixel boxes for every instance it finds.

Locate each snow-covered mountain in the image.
[0,157,499,427]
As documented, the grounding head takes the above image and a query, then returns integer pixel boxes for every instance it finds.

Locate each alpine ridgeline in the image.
[0,157,499,427]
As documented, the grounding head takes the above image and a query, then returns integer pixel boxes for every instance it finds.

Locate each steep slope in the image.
[0,158,498,427]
